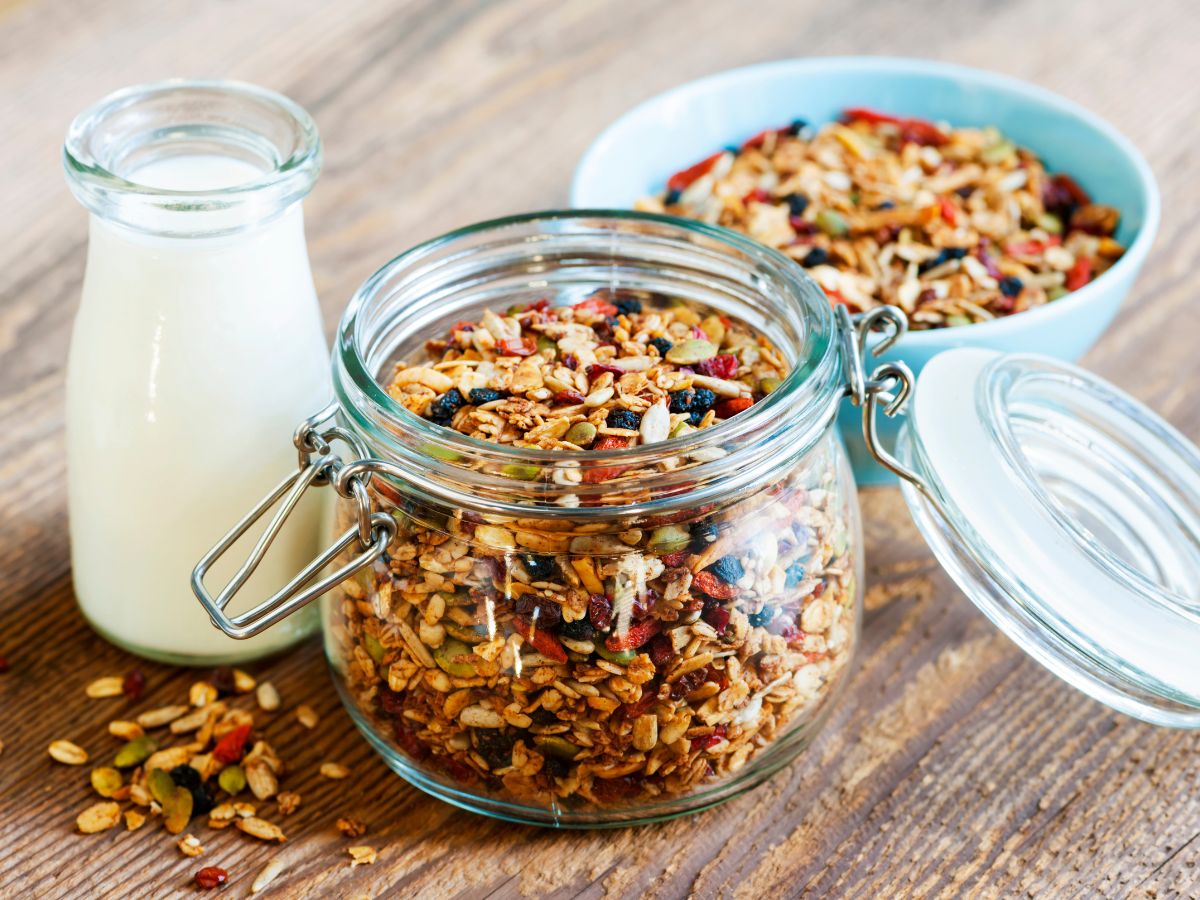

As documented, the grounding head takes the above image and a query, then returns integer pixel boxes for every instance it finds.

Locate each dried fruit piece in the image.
[49,740,88,766]
[605,619,661,652]
[90,767,122,798]
[347,846,378,867]
[76,801,121,834]
[512,617,568,663]
[212,724,252,764]
[177,834,205,858]
[692,570,740,600]
[122,669,146,701]
[336,817,367,838]
[195,867,228,890]
[85,676,124,698]
[124,810,146,831]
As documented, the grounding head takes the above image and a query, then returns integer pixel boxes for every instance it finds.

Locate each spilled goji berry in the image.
[696,354,738,379]
[212,724,252,764]
[605,619,660,652]
[122,669,146,701]
[512,616,568,663]
[713,397,753,420]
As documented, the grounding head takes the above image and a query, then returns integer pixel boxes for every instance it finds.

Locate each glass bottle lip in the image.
[332,210,846,519]
[63,79,321,237]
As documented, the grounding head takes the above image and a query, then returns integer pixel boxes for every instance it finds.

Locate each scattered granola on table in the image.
[329,289,859,814]
[636,109,1125,328]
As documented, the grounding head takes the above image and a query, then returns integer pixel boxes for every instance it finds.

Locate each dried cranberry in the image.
[696,354,738,379]
[208,667,235,696]
[648,634,674,668]
[563,354,579,370]
[605,619,660,652]
[669,668,708,700]
[623,690,658,720]
[690,725,727,752]
[195,867,228,890]
[378,688,406,717]
[632,589,659,620]
[554,390,586,405]
[122,669,146,701]
[394,721,429,760]
[587,362,626,379]
[660,549,690,569]
[701,603,730,635]
[588,594,613,630]
[440,758,476,784]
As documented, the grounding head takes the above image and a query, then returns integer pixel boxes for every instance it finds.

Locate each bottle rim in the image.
[331,210,846,520]
[63,79,321,237]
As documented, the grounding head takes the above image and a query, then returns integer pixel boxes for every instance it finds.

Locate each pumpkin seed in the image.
[534,735,581,760]
[90,767,123,798]
[815,209,849,237]
[564,421,597,447]
[647,525,690,553]
[114,735,157,768]
[163,785,194,834]
[443,621,486,644]
[147,767,176,806]
[434,639,476,677]
[364,634,385,663]
[665,339,717,365]
[218,765,247,795]
[500,463,540,481]
[595,645,637,664]
[759,377,782,394]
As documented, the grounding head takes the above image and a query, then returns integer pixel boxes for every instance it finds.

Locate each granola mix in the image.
[636,108,1126,328]
[329,291,859,815]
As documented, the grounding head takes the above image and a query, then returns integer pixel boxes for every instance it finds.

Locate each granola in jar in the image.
[326,287,860,817]
[636,109,1125,328]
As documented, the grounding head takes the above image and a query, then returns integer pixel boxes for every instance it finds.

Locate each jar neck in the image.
[332,211,845,521]
[63,80,321,239]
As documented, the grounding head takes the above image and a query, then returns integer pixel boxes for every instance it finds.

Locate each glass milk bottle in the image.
[63,81,330,664]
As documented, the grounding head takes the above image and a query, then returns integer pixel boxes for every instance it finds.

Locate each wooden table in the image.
[3,1,1198,896]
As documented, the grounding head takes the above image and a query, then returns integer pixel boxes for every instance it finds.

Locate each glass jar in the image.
[64,81,329,664]
[198,211,865,825]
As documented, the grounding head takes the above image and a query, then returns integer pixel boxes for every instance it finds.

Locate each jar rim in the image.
[332,210,845,518]
[63,79,321,236]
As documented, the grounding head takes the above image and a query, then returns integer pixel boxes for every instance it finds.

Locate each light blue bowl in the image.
[571,57,1160,484]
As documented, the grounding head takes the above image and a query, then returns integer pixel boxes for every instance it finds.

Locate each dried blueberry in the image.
[668,389,695,413]
[473,729,515,769]
[999,276,1023,298]
[706,555,745,584]
[522,554,557,581]
[688,409,706,426]
[650,337,673,356]
[919,247,968,274]
[190,784,215,816]
[691,388,717,411]
[607,409,642,431]
[876,199,897,209]
[427,388,465,423]
[561,618,596,641]
[169,765,202,791]
[469,387,504,405]
[786,119,808,136]
[955,186,974,198]
[785,192,810,216]
[785,562,807,588]
[664,189,682,205]
[748,607,777,627]
[613,296,642,315]
[531,708,559,726]
[801,247,829,268]
[689,522,719,553]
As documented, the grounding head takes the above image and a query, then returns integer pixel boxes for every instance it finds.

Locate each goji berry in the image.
[122,669,146,701]
[195,867,228,890]
[841,107,902,126]
[713,397,753,420]
[497,337,536,357]
[605,619,660,652]
[692,570,740,600]
[554,390,585,405]
[571,295,619,317]
[666,151,724,193]
[522,298,551,312]
[588,594,613,630]
[212,724,252,764]
[696,354,738,379]
[741,187,772,204]
[897,118,948,146]
[1065,256,1093,291]
[938,195,958,226]
[583,435,630,484]
[512,616,568,663]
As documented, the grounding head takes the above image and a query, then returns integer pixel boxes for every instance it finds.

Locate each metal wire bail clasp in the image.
[191,404,396,639]
[835,304,927,488]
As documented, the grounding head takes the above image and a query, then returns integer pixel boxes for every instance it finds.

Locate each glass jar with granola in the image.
[195,212,870,826]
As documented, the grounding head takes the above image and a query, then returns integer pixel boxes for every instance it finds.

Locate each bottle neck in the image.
[64,80,321,239]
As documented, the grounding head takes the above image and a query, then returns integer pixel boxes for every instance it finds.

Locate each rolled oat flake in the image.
[884,347,1200,728]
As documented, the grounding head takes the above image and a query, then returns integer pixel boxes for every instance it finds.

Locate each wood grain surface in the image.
[2,1,1198,897]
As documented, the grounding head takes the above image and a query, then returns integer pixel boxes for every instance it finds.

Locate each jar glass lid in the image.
[896,348,1200,728]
